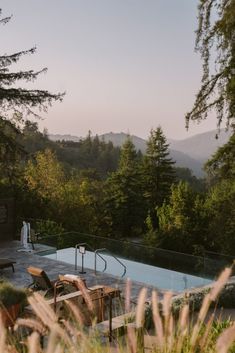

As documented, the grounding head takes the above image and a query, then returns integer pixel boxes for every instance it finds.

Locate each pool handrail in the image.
[94,248,127,277]
[75,243,107,272]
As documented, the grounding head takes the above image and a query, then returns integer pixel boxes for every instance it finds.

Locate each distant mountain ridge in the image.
[168,129,230,162]
[100,132,147,151]
[49,130,231,177]
[100,133,204,177]
[49,134,81,142]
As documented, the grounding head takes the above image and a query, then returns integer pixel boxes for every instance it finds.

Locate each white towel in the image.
[64,274,80,281]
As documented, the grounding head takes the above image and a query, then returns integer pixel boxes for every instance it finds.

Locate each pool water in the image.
[44,247,212,292]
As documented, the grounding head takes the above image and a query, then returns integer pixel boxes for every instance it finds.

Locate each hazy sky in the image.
[1,1,222,140]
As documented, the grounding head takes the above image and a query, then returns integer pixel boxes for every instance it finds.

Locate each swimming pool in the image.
[44,247,212,292]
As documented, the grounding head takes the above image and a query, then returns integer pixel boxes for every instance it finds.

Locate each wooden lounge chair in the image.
[27,266,56,297]
[0,259,15,272]
[27,267,87,297]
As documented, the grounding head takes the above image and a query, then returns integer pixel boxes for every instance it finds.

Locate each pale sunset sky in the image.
[1,1,222,140]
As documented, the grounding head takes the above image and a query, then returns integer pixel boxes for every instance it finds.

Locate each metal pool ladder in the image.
[94,248,127,277]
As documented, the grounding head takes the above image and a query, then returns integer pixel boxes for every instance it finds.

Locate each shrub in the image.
[0,281,27,309]
[35,219,64,237]
[170,280,235,318]
[218,282,235,308]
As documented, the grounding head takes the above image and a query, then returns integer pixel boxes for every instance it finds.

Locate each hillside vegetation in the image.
[49,130,230,177]
[1,119,234,257]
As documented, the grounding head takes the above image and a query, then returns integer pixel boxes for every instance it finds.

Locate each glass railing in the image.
[204,250,234,278]
[36,231,234,280]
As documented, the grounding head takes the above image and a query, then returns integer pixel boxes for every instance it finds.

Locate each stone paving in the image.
[0,241,164,301]
[1,240,235,324]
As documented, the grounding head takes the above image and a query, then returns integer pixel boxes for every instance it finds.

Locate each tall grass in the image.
[0,268,234,353]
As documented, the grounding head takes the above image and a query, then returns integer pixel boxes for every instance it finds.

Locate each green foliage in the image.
[75,174,105,234]
[0,10,63,121]
[154,134,235,255]
[20,125,121,179]
[55,133,120,178]
[157,181,206,253]
[144,213,159,247]
[143,127,175,229]
[186,0,235,129]
[0,10,63,115]
[218,282,235,308]
[21,120,57,156]
[0,281,27,308]
[104,137,146,237]
[5,127,235,253]
[0,9,63,192]
[171,281,235,318]
[207,319,235,352]
[16,124,235,254]
[25,149,65,201]
[35,219,65,237]
[1,3,234,253]
[171,288,210,317]
[175,167,205,192]
[0,118,24,189]
[204,178,235,255]
[204,136,235,252]
[205,133,235,184]
[23,149,105,234]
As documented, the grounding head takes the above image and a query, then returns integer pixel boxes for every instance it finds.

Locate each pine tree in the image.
[143,127,175,228]
[104,137,146,238]
[0,10,63,120]
[0,9,63,183]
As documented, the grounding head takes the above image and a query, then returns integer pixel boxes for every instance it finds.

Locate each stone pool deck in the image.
[1,241,235,324]
[0,241,164,300]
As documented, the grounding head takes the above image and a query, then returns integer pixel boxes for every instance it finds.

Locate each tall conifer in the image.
[104,137,145,237]
[143,127,175,228]
[0,9,63,182]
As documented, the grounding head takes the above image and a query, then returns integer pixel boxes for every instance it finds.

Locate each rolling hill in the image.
[99,133,204,176]
[168,129,230,162]
[49,130,231,177]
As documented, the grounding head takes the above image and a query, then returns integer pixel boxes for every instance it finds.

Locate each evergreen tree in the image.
[118,138,138,171]
[186,0,235,129]
[0,9,63,184]
[56,133,120,177]
[143,127,175,228]
[0,118,24,191]
[175,167,205,192]
[104,137,145,238]
[0,10,63,120]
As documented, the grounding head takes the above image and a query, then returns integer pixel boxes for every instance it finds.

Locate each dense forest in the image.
[1,118,234,257]
[0,2,235,258]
